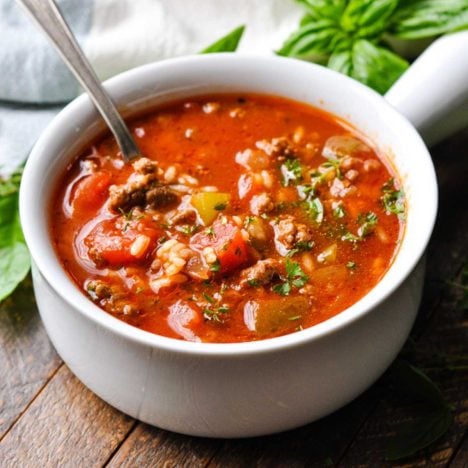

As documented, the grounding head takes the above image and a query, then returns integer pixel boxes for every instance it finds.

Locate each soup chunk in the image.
[51,94,404,343]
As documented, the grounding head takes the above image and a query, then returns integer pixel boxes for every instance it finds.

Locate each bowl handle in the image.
[385,31,468,146]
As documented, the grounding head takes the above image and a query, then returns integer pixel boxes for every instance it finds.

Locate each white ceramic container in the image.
[20,33,468,437]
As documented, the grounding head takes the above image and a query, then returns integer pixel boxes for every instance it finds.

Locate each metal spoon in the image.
[17,0,140,162]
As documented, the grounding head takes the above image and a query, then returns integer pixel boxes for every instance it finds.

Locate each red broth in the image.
[51,94,405,343]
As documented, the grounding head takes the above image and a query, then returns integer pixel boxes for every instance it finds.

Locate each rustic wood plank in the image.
[450,433,468,467]
[411,129,468,336]
[207,387,382,468]
[0,277,61,439]
[0,365,135,467]
[337,240,468,465]
[106,423,221,468]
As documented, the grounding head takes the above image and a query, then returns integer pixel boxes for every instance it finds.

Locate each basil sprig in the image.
[0,168,30,302]
[386,360,453,461]
[279,0,468,93]
[200,25,245,53]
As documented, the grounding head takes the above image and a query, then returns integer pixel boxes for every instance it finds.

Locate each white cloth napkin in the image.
[0,0,302,174]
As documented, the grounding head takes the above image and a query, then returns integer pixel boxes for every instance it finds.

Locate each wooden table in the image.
[1,130,467,467]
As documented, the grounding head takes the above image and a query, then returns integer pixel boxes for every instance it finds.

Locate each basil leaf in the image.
[277,20,349,61]
[0,169,31,302]
[351,39,409,93]
[200,25,245,53]
[341,0,400,37]
[391,360,447,406]
[385,360,453,460]
[390,0,468,39]
[297,0,347,22]
[327,49,353,75]
[386,409,453,461]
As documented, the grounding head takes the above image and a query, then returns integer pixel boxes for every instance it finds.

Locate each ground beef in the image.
[256,137,296,161]
[133,157,158,174]
[239,258,280,287]
[166,206,197,225]
[272,215,313,255]
[146,186,178,208]
[108,173,153,211]
[108,157,179,212]
[250,192,274,216]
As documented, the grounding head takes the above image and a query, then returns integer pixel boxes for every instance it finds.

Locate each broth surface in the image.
[51,94,405,342]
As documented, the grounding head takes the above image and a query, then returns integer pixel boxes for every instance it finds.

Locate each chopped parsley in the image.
[342,212,378,246]
[203,305,229,322]
[210,259,221,272]
[175,224,198,235]
[214,202,227,211]
[205,226,215,237]
[333,203,346,219]
[357,211,378,237]
[281,158,303,186]
[299,184,324,224]
[304,196,324,224]
[346,261,357,270]
[381,178,405,219]
[273,259,309,296]
[321,157,342,179]
[287,240,314,257]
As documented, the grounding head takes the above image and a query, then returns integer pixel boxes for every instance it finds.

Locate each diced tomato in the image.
[191,219,250,274]
[72,172,111,212]
[85,217,160,267]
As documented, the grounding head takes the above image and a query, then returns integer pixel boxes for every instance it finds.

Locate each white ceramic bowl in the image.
[21,45,453,437]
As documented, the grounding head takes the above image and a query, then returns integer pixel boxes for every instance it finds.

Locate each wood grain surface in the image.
[0,130,467,467]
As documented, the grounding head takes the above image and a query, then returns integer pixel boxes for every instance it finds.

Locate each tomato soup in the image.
[51,94,405,343]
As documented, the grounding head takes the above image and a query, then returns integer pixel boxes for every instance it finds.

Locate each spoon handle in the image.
[17,0,140,161]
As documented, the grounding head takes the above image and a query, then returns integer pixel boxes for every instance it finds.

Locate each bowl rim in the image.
[20,53,438,356]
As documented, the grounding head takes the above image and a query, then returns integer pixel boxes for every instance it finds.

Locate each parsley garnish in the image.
[346,261,357,270]
[281,158,303,186]
[287,240,314,258]
[342,212,378,245]
[205,227,215,237]
[210,259,221,272]
[203,305,229,322]
[299,183,324,224]
[357,211,378,237]
[214,202,227,211]
[381,179,405,219]
[304,196,324,224]
[273,259,309,296]
[333,203,346,219]
[175,224,198,235]
[322,157,342,179]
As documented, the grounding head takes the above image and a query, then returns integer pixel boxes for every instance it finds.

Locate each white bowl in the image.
[20,54,437,437]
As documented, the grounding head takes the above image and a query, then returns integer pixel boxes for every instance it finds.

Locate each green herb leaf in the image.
[381,178,405,219]
[297,0,347,22]
[386,360,453,460]
[281,158,303,186]
[200,25,245,53]
[0,168,30,302]
[357,211,378,237]
[333,203,346,218]
[351,39,409,94]
[273,281,292,296]
[341,0,400,37]
[273,259,309,296]
[386,409,453,461]
[327,49,353,75]
[391,360,447,406]
[389,0,468,39]
[210,259,221,272]
[277,20,348,61]
[304,197,324,224]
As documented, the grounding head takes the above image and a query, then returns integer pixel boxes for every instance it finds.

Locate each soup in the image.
[51,94,405,343]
